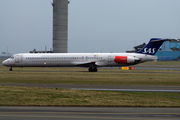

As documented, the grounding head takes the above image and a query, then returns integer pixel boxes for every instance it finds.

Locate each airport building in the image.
[156,41,180,61]
[0,52,11,60]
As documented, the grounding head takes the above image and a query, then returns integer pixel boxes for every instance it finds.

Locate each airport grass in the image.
[0,61,180,107]
[0,85,179,107]
[0,66,180,86]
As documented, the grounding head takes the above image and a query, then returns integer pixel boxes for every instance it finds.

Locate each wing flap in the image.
[73,61,96,67]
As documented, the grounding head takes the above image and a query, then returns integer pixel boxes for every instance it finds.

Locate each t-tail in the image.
[136,38,167,55]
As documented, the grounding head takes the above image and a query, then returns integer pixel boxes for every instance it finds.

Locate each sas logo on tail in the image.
[142,48,156,54]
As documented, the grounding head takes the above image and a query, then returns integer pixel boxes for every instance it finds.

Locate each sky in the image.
[0,0,180,54]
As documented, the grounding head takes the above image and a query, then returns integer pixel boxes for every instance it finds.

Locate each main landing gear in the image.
[88,67,97,72]
[9,67,13,71]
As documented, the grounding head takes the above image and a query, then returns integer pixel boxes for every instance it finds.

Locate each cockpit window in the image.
[11,56,14,59]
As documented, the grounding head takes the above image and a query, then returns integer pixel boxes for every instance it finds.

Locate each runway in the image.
[1,83,180,92]
[0,106,180,120]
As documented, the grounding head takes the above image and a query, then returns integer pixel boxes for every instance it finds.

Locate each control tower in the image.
[52,0,69,53]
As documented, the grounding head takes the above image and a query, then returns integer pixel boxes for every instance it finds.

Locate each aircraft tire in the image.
[9,67,13,71]
[93,67,97,72]
[89,68,93,72]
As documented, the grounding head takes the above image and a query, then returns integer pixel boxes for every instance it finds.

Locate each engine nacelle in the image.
[115,56,140,64]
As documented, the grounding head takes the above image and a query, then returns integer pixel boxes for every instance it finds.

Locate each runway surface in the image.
[135,65,180,71]
[1,83,180,92]
[0,106,180,120]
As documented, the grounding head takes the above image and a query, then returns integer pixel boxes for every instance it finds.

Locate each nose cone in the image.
[2,60,6,66]
[2,60,8,66]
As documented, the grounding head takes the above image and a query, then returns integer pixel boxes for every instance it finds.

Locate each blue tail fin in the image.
[136,38,167,55]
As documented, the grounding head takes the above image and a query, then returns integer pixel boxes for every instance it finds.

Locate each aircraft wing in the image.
[73,61,97,67]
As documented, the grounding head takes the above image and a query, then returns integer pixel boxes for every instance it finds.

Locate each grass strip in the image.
[0,85,180,107]
[0,66,180,86]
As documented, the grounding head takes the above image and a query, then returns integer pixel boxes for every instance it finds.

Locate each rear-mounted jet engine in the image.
[115,56,141,64]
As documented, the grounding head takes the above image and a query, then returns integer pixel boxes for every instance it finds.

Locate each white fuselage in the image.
[2,53,157,68]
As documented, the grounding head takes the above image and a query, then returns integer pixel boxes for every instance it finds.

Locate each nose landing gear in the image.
[9,67,13,71]
[88,67,97,72]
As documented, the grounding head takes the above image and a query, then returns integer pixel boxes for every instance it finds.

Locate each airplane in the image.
[2,38,173,72]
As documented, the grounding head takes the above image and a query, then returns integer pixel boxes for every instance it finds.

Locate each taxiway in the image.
[1,83,180,92]
[0,106,180,120]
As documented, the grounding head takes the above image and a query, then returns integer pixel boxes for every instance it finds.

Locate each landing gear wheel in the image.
[88,67,98,72]
[94,67,97,72]
[9,67,13,71]
[89,68,93,72]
